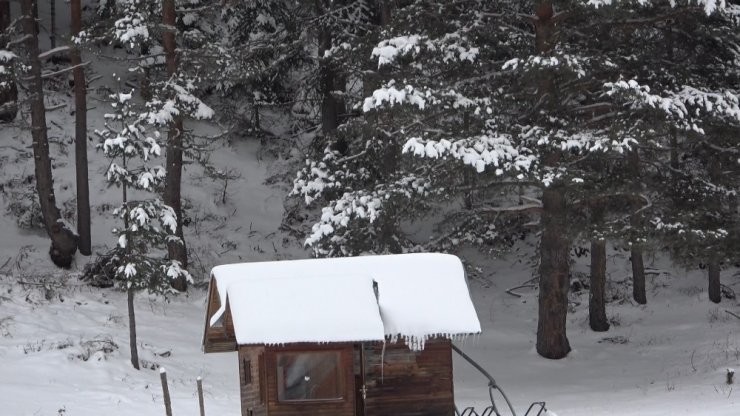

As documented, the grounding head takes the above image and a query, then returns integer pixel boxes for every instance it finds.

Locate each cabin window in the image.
[276,351,343,402]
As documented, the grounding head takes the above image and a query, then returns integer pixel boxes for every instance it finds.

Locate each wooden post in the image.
[197,376,205,416]
[728,369,735,385]
[160,368,173,416]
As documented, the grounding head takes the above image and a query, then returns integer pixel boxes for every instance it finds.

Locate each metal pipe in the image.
[451,343,518,416]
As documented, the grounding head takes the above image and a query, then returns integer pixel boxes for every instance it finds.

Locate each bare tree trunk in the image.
[162,0,188,291]
[69,0,91,256]
[537,184,571,358]
[21,0,78,267]
[32,0,38,34]
[0,2,17,123]
[630,247,646,304]
[318,27,340,133]
[534,0,570,360]
[707,157,722,304]
[589,201,609,332]
[708,260,721,303]
[0,1,10,31]
[316,0,346,135]
[627,148,647,304]
[49,0,56,48]
[128,288,140,369]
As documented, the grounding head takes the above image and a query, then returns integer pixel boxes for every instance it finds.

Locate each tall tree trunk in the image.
[162,0,188,291]
[0,2,17,123]
[0,1,10,30]
[127,288,140,369]
[707,157,722,304]
[69,0,91,256]
[49,0,56,48]
[21,0,78,267]
[32,0,39,34]
[318,27,340,133]
[0,2,18,123]
[708,259,721,303]
[537,184,571,358]
[589,201,609,332]
[316,0,345,135]
[627,148,646,304]
[630,247,646,304]
[534,0,570,360]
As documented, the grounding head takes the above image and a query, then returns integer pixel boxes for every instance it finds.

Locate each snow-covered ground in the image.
[1,250,738,415]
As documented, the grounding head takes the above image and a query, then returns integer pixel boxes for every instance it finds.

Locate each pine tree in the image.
[96,84,191,369]
[293,0,740,358]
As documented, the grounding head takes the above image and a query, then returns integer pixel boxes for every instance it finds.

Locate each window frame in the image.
[274,350,345,403]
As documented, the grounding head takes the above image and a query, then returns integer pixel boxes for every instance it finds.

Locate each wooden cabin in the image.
[202,253,481,416]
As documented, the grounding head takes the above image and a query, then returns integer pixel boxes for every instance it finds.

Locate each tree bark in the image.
[318,27,341,133]
[534,0,570,360]
[316,0,345,135]
[537,184,572,359]
[708,259,721,303]
[49,0,56,48]
[0,2,18,123]
[589,201,609,332]
[707,157,722,304]
[630,247,646,304]
[0,1,10,31]
[627,148,647,304]
[21,0,78,267]
[127,288,140,369]
[69,0,91,256]
[162,0,188,291]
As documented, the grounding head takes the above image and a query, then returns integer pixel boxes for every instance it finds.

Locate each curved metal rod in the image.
[451,342,518,416]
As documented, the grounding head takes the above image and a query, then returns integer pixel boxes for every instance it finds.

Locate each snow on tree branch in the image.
[372,33,479,69]
[403,134,534,175]
[584,0,729,15]
[362,83,430,112]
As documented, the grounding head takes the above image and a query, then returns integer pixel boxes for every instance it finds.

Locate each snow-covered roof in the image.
[207,253,481,350]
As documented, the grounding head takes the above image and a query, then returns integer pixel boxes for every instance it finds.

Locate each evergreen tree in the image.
[96,84,191,369]
[293,0,740,358]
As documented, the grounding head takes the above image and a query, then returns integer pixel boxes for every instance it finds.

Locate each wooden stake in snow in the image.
[197,376,205,416]
[728,369,735,385]
[160,367,173,416]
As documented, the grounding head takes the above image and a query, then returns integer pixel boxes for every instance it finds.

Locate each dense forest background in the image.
[1,0,739,366]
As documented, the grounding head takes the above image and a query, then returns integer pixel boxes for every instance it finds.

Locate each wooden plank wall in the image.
[363,339,455,416]
[203,279,237,353]
[239,346,267,416]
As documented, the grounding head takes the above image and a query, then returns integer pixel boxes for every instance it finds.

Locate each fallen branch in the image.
[505,284,536,298]
[45,103,66,111]
[0,256,11,272]
[725,310,740,321]
[38,45,71,59]
[38,61,90,79]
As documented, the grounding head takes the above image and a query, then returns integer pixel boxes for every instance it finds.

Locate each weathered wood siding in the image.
[363,339,455,416]
[239,346,267,416]
[203,279,237,353]
[264,344,356,416]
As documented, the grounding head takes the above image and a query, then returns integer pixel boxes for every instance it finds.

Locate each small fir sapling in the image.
[95,81,191,369]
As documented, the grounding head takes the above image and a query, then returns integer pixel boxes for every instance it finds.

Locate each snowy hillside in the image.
[1,251,738,415]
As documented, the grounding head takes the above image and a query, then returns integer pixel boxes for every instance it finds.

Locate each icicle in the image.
[380,340,386,384]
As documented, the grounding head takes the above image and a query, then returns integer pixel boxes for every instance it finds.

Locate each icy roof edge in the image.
[206,253,482,347]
